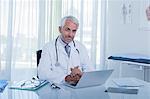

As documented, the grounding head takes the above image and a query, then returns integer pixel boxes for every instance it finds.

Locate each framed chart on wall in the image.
[139,0,150,31]
[121,0,133,24]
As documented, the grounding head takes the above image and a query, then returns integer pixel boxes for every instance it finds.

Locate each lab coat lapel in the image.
[57,38,68,56]
[57,38,80,69]
[69,46,80,67]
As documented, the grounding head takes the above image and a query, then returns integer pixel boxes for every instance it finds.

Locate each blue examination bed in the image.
[108,54,150,64]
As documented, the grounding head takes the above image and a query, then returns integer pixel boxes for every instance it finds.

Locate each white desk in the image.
[1,78,150,99]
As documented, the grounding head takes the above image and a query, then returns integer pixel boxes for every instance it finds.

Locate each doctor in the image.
[38,16,93,84]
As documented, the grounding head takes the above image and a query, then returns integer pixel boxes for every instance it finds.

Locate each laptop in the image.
[64,69,113,89]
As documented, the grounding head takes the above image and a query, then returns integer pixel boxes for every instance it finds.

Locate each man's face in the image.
[59,19,78,44]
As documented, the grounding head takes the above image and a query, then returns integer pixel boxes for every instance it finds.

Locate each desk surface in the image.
[1,79,150,99]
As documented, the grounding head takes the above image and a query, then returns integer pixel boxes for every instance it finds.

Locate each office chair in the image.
[36,50,42,66]
[36,50,42,79]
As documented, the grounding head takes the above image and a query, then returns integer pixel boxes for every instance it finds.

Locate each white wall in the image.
[105,0,150,57]
[105,0,150,81]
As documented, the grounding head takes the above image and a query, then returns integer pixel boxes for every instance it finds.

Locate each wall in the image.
[105,0,150,57]
[105,0,150,80]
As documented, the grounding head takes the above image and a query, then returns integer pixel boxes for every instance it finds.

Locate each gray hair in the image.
[60,16,79,27]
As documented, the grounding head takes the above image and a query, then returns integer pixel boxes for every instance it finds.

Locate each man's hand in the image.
[65,74,81,85]
[65,66,83,85]
[70,66,82,77]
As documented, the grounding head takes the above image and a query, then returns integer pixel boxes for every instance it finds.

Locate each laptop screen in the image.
[64,69,114,88]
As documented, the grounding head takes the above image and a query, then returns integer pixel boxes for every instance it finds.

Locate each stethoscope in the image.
[55,36,80,66]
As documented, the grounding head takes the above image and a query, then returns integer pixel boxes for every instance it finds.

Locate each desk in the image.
[1,78,150,99]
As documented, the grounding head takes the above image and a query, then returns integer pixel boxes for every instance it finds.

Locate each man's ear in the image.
[59,26,62,33]
[70,68,73,71]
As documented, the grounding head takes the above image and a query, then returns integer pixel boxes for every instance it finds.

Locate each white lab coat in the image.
[38,36,93,84]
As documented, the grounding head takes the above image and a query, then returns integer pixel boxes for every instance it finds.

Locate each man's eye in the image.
[65,28,70,31]
[65,28,77,33]
[72,30,77,32]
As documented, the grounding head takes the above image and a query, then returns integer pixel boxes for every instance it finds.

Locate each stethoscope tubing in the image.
[55,36,79,65]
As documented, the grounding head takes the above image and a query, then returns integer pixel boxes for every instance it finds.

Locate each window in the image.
[0,0,105,80]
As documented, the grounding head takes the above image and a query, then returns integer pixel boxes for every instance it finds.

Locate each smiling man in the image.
[38,16,94,84]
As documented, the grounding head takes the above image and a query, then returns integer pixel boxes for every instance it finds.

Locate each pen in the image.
[50,83,61,89]
[20,82,26,87]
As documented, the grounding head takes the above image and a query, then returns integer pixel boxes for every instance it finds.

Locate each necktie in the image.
[65,44,71,57]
